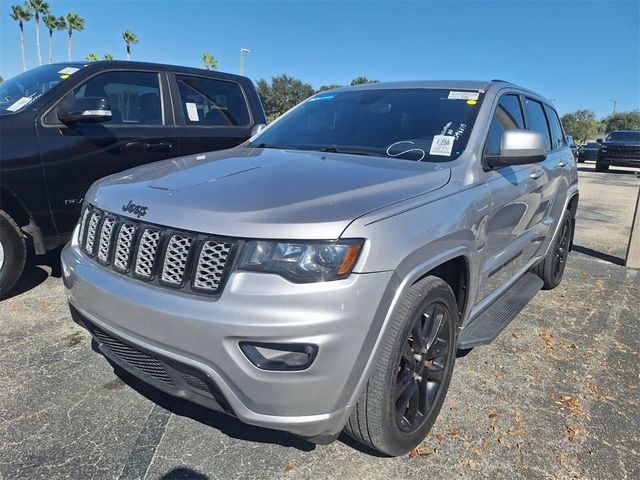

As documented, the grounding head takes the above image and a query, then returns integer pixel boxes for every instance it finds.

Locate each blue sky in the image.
[1,0,638,117]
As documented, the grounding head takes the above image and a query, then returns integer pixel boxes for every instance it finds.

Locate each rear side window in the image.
[175,75,250,126]
[74,71,162,125]
[524,98,551,152]
[485,94,525,156]
[545,105,566,150]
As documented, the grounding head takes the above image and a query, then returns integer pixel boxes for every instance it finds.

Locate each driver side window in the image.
[485,94,525,157]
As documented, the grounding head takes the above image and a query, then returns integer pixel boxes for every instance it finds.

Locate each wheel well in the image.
[568,193,579,217]
[419,256,469,324]
[0,187,30,228]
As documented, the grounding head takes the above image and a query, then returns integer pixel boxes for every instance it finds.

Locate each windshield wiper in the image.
[319,145,377,157]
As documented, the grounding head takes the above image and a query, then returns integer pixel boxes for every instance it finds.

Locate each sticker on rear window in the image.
[429,135,455,156]
[448,91,479,100]
[185,102,199,121]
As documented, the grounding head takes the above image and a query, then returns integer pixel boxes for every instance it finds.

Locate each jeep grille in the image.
[77,204,236,296]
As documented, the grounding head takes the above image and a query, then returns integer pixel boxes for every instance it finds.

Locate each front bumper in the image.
[62,241,392,438]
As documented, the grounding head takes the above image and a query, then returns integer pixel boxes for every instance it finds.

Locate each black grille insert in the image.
[92,325,174,386]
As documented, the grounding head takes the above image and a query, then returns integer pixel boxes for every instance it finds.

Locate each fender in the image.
[331,245,473,431]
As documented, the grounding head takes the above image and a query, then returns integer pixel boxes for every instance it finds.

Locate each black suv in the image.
[0,61,266,295]
[595,130,640,172]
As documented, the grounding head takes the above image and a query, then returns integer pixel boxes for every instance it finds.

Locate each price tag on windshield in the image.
[6,97,31,112]
[429,135,455,156]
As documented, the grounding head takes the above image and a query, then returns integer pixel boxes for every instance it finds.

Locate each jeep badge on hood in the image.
[122,200,148,218]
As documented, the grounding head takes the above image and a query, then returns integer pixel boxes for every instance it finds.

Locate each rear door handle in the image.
[530,169,543,179]
[145,142,173,152]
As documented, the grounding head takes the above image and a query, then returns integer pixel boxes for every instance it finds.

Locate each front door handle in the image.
[145,142,173,152]
[558,160,567,167]
[530,169,543,179]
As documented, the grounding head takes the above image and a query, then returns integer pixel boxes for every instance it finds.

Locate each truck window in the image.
[74,71,162,125]
[524,98,552,152]
[175,75,250,126]
[485,94,525,156]
[544,105,566,150]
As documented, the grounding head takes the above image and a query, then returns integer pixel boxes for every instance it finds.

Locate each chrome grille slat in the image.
[97,217,116,262]
[161,235,193,285]
[114,223,136,272]
[135,229,161,278]
[77,204,234,295]
[193,241,232,291]
[84,210,102,254]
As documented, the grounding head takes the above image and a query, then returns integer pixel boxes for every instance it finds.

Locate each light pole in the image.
[609,99,617,115]
[240,48,250,76]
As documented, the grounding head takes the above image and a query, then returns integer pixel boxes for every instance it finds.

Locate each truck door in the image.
[37,70,178,236]
[476,93,550,303]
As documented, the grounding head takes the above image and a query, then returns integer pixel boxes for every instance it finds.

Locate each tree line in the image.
[257,75,379,121]
[561,110,640,144]
[8,1,141,69]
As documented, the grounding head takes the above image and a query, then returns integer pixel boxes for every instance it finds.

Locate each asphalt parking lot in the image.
[1,163,638,480]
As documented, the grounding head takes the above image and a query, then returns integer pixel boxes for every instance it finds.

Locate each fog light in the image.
[240,342,317,371]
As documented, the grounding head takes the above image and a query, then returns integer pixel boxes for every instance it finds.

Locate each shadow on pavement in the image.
[159,467,210,480]
[111,365,318,453]
[2,246,63,300]
[572,244,625,266]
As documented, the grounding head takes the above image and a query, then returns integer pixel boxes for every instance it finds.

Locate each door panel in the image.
[37,70,178,235]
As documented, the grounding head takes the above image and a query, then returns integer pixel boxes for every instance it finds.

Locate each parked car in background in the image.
[0,61,266,295]
[62,80,578,456]
[566,135,578,160]
[577,142,600,163]
[595,130,640,172]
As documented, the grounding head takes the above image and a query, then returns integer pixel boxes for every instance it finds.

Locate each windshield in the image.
[0,64,83,115]
[251,88,483,162]
[606,131,640,142]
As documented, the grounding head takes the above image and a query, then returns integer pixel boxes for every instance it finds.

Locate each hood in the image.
[88,147,451,239]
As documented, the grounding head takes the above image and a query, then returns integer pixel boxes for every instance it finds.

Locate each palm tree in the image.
[103,54,113,60]
[65,13,84,61]
[43,14,64,63]
[26,0,49,66]
[122,30,138,61]
[9,5,33,71]
[86,52,98,61]
[201,52,218,70]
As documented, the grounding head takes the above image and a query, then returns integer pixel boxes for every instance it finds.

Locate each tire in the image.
[344,276,458,456]
[0,210,26,298]
[595,161,609,172]
[532,212,573,290]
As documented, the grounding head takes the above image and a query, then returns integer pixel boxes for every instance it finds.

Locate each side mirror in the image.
[58,97,112,124]
[486,129,547,168]
[596,138,603,143]
[251,123,267,137]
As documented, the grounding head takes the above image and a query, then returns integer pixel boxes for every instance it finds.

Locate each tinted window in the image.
[524,98,551,151]
[74,71,162,125]
[606,131,640,142]
[545,105,566,150]
[253,89,484,162]
[0,64,84,115]
[176,75,250,126]
[485,94,524,156]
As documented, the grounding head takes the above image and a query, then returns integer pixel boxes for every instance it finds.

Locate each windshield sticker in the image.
[6,96,31,112]
[58,67,79,75]
[309,94,337,102]
[429,135,455,156]
[185,102,199,121]
[386,141,426,162]
[466,99,477,105]
[440,121,452,136]
[448,91,479,101]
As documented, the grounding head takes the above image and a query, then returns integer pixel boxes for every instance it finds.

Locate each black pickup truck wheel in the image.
[344,276,457,456]
[0,210,26,298]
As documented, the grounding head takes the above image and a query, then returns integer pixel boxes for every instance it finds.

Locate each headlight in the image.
[238,239,364,283]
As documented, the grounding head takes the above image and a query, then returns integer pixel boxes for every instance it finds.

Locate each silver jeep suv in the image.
[62,80,578,456]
